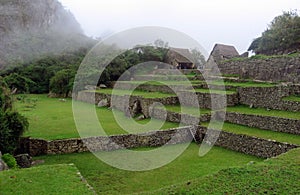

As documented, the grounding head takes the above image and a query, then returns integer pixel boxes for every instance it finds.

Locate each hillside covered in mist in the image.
[0,0,95,69]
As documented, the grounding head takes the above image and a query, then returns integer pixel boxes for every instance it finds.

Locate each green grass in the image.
[193,88,237,95]
[0,164,93,194]
[33,143,262,194]
[226,105,300,120]
[282,95,300,102]
[161,104,211,116]
[221,52,300,63]
[151,148,300,194]
[94,88,176,98]
[202,122,300,145]
[14,95,179,140]
[118,80,203,86]
[208,80,276,88]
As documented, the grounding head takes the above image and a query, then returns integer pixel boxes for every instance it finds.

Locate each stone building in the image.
[166,48,194,69]
[207,44,240,65]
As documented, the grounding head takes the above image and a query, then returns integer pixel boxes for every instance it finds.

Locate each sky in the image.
[58,0,299,54]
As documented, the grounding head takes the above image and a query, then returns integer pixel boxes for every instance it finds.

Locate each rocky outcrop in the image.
[0,0,94,69]
[0,152,9,171]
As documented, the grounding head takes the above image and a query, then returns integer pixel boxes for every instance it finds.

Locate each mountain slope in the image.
[0,0,95,69]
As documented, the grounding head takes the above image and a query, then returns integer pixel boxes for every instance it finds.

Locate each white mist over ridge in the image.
[0,0,95,69]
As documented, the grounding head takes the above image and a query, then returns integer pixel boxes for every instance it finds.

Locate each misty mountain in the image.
[0,0,95,70]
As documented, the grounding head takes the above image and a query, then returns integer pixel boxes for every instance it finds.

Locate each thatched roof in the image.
[167,47,193,63]
[208,44,239,63]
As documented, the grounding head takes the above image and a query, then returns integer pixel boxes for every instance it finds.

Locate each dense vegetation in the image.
[248,11,300,55]
[0,48,88,95]
[1,44,170,96]
[0,78,28,154]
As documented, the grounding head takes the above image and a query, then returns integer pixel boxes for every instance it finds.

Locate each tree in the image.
[0,77,28,154]
[4,73,36,94]
[50,69,75,97]
[190,48,206,69]
[248,11,300,55]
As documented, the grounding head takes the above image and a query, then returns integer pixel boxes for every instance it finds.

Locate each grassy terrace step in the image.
[33,143,262,194]
[151,148,300,194]
[226,105,300,120]
[282,95,300,102]
[0,164,93,194]
[193,88,237,95]
[207,80,276,88]
[202,122,300,145]
[118,80,202,86]
[94,88,176,98]
[15,95,178,140]
[162,105,211,116]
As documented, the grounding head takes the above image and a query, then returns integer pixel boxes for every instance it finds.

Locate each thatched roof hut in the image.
[166,48,194,69]
[208,44,240,64]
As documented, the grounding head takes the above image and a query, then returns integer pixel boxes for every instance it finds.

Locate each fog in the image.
[58,0,299,54]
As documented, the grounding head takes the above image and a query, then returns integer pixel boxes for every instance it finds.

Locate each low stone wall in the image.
[205,129,298,158]
[19,126,196,156]
[150,107,210,124]
[238,85,300,112]
[76,91,179,118]
[223,112,300,135]
[113,82,194,94]
[178,91,238,109]
[133,75,188,81]
[19,126,298,158]
[216,56,300,83]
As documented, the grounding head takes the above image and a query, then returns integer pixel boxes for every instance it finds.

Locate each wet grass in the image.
[94,88,176,98]
[14,95,179,140]
[282,95,300,102]
[0,164,93,194]
[226,105,300,120]
[161,104,211,116]
[202,122,300,145]
[151,148,300,194]
[33,143,262,195]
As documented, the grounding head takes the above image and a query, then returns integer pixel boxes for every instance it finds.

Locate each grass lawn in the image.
[161,104,211,116]
[207,80,276,88]
[226,105,300,120]
[0,164,93,194]
[152,148,300,194]
[14,95,179,140]
[193,88,237,95]
[34,143,262,194]
[120,80,203,86]
[282,95,300,102]
[202,122,300,145]
[94,88,176,98]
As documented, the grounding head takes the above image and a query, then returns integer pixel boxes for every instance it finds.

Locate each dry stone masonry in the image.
[19,126,298,159]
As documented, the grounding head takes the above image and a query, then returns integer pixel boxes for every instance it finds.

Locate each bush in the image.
[1,153,18,169]
[0,111,29,154]
[0,77,28,154]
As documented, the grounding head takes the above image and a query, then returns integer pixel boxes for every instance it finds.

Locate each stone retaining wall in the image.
[113,82,193,94]
[19,126,196,156]
[150,107,210,124]
[223,112,300,135]
[238,85,300,112]
[178,91,238,109]
[19,126,298,159]
[205,129,298,158]
[76,91,179,117]
[216,56,300,83]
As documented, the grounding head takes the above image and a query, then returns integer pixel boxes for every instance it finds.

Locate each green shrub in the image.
[1,153,18,169]
[0,111,29,154]
[0,77,28,154]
